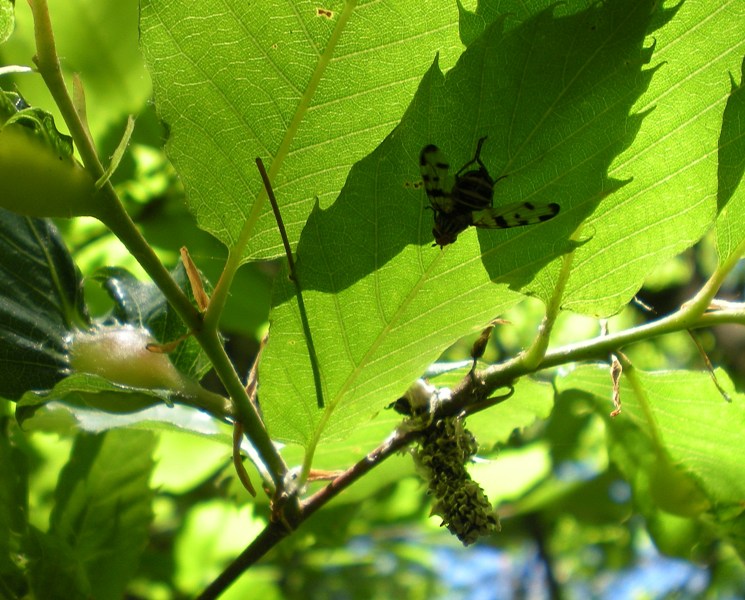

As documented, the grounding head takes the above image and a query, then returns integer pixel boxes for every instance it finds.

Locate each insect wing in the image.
[419,144,456,213]
[472,201,560,229]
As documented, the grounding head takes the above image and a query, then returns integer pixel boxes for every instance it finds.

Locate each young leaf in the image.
[49,429,156,600]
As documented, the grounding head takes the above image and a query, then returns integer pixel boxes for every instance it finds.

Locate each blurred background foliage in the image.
[2,0,745,598]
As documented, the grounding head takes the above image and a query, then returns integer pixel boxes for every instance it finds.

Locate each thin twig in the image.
[520,227,579,369]
[256,159,296,278]
[462,385,515,417]
[197,522,291,600]
[198,425,419,599]
[687,330,731,402]
[232,421,257,497]
[256,158,325,409]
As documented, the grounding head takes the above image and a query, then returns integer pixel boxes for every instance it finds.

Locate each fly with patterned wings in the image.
[419,137,560,248]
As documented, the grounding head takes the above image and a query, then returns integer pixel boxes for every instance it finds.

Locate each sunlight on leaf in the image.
[139,0,463,260]
[563,0,745,314]
[557,364,745,556]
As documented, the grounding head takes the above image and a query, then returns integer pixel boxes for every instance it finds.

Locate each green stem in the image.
[484,307,745,389]
[97,200,201,327]
[677,236,745,321]
[202,303,745,596]
[485,239,745,394]
[28,0,101,177]
[521,236,577,369]
[28,0,288,489]
[29,0,202,333]
[197,331,288,489]
[203,248,241,330]
[96,193,288,488]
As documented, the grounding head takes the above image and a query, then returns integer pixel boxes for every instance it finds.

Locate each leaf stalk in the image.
[27,0,288,490]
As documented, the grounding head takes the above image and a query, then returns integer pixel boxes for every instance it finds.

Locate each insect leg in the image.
[455,136,489,178]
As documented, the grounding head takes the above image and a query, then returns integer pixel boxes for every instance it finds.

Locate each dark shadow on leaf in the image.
[717,55,745,214]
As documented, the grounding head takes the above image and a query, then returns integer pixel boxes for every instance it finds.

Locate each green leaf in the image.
[562,1,745,313]
[456,0,559,47]
[24,526,91,600]
[139,0,463,260]
[716,55,745,261]
[557,364,745,557]
[0,210,85,400]
[467,378,554,449]
[19,400,232,448]
[49,429,156,600]
[0,90,74,159]
[16,373,175,418]
[173,500,266,593]
[258,0,655,449]
[0,0,14,45]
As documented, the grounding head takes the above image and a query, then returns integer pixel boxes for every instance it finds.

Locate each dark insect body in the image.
[419,137,560,248]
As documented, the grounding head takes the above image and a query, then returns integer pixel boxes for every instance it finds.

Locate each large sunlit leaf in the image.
[139,0,464,260]
[562,0,745,313]
[259,0,657,449]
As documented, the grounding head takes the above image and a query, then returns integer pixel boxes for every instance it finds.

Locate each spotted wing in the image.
[419,144,456,213]
[472,201,560,229]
